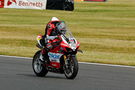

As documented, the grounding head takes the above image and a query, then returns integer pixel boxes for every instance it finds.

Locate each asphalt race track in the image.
[0,56,135,90]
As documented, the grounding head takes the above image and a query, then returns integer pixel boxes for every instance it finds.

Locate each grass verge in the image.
[0,0,135,65]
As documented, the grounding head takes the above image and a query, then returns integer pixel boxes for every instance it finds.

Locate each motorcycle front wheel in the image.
[64,56,79,79]
[32,51,48,77]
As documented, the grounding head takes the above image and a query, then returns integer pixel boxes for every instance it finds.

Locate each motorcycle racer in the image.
[37,17,67,63]
[33,17,80,79]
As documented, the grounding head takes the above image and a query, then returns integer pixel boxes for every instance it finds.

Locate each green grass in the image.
[0,0,135,65]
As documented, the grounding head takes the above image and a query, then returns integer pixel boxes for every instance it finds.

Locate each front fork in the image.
[64,54,75,68]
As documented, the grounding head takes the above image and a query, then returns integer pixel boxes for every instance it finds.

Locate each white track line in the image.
[0,55,32,59]
[79,62,135,69]
[0,55,135,68]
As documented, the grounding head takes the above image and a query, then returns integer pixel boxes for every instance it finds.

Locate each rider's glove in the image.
[46,43,53,50]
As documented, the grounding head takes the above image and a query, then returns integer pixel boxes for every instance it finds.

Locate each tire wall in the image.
[46,0,74,11]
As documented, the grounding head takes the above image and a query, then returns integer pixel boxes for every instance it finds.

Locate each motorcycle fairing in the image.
[48,52,63,68]
[48,52,63,62]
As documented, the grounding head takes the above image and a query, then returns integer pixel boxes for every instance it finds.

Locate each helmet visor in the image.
[57,21,67,34]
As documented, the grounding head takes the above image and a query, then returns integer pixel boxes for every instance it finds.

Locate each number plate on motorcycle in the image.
[48,52,63,62]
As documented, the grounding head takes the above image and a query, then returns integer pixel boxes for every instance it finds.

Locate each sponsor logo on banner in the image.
[7,0,16,6]
[4,0,47,9]
[0,0,4,8]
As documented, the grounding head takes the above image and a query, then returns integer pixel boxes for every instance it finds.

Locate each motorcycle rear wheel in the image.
[64,56,78,79]
[32,51,48,77]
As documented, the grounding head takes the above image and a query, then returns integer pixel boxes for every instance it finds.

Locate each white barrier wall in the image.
[0,0,74,11]
[4,0,47,9]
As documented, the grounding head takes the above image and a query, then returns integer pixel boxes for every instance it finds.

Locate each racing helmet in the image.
[46,17,60,36]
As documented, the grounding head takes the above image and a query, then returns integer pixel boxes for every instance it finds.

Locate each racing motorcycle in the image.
[32,29,82,79]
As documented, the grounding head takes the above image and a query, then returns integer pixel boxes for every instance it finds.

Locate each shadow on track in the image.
[16,73,66,80]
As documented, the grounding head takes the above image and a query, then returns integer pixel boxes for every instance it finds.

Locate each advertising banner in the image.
[4,0,47,9]
[74,0,82,1]
[46,0,74,11]
[0,0,4,8]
